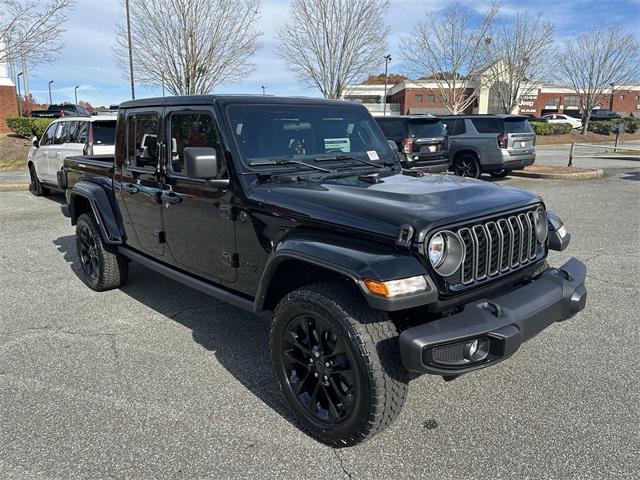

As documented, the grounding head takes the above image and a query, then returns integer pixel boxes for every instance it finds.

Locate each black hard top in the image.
[119,94,362,110]
[441,114,527,119]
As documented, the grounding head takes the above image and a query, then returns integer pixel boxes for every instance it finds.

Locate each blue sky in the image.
[23,0,640,107]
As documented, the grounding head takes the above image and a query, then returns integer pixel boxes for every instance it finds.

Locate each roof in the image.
[119,94,361,109]
[441,114,527,119]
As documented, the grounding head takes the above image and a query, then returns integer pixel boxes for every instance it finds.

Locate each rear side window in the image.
[65,121,79,142]
[408,120,446,137]
[471,118,504,133]
[504,118,534,133]
[126,113,159,170]
[376,119,406,138]
[443,118,466,136]
[92,121,116,145]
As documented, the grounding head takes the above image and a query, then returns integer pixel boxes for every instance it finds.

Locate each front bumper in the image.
[399,257,587,375]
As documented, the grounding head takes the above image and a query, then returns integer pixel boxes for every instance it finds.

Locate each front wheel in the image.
[271,282,408,447]
[453,155,481,178]
[28,164,49,196]
[75,213,128,291]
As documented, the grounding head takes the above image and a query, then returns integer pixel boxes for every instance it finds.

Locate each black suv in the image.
[58,95,586,447]
[375,115,449,172]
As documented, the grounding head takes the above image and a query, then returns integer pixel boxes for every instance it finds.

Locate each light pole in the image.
[609,82,615,111]
[48,80,54,105]
[74,85,79,105]
[16,72,23,116]
[261,85,266,95]
[125,0,135,99]
[383,54,392,116]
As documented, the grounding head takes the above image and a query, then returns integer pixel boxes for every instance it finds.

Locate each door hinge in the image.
[220,204,236,221]
[221,251,239,268]
[153,230,166,243]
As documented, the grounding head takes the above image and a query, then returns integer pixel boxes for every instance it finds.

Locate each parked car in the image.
[27,115,117,196]
[590,109,621,120]
[375,115,449,172]
[442,115,536,179]
[540,113,582,129]
[31,104,92,118]
[58,95,586,447]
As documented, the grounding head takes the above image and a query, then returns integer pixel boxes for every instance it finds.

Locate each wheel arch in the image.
[69,181,123,245]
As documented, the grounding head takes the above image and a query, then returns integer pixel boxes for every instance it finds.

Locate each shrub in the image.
[530,121,555,135]
[623,117,639,134]
[551,123,573,135]
[6,117,53,138]
[588,120,612,135]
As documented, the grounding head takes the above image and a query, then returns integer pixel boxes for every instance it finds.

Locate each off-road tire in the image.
[453,154,481,179]
[75,213,128,291]
[271,282,408,447]
[28,163,49,196]
[489,169,510,178]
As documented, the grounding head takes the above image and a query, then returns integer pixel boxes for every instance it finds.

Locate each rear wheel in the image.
[271,282,408,447]
[76,213,128,291]
[489,169,510,178]
[28,164,49,196]
[453,155,480,178]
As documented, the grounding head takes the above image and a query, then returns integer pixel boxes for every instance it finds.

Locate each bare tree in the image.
[483,13,555,114]
[0,0,74,66]
[114,0,262,95]
[277,0,390,99]
[401,1,500,114]
[557,26,640,134]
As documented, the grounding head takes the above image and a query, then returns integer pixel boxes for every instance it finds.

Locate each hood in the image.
[259,171,541,241]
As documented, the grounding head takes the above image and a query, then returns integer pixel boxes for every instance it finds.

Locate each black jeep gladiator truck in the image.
[58,95,587,447]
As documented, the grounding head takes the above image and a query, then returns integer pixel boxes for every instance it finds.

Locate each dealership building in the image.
[343,75,640,118]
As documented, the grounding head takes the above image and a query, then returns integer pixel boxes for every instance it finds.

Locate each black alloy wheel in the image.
[77,222,100,281]
[281,314,356,424]
[28,164,46,196]
[453,155,481,178]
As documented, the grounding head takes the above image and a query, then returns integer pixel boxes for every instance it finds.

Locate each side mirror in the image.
[32,136,39,148]
[387,139,399,152]
[184,147,219,179]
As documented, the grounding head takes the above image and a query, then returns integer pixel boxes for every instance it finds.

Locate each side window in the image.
[471,118,503,133]
[76,122,89,144]
[126,113,159,170]
[40,123,58,146]
[66,121,79,143]
[169,112,222,176]
[445,119,466,136]
[377,119,406,138]
[53,122,68,145]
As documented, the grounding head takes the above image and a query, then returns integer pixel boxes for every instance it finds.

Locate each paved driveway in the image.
[0,169,639,479]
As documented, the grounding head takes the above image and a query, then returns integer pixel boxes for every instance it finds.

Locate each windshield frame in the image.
[224,102,395,173]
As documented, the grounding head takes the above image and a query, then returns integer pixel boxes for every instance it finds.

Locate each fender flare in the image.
[254,234,436,313]
[69,181,123,245]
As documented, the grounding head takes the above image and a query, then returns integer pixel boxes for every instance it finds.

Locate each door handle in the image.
[123,183,139,194]
[161,192,182,206]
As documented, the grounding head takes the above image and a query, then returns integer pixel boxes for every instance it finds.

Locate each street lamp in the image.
[383,54,392,116]
[609,82,615,111]
[17,72,23,116]
[74,85,79,105]
[125,0,135,99]
[48,80,54,105]
[261,85,266,95]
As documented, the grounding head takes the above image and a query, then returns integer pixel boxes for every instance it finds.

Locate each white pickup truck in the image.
[27,115,117,196]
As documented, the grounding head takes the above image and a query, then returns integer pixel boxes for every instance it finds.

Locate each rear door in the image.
[118,109,164,256]
[33,122,57,181]
[46,121,68,182]
[503,117,535,152]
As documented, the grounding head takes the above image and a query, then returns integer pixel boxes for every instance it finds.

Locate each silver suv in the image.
[442,115,536,178]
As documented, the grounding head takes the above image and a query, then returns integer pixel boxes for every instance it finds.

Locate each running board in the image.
[117,247,259,315]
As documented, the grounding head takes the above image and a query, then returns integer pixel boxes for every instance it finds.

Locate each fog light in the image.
[463,337,490,362]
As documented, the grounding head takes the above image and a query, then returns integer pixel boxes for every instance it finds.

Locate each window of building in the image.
[564,95,580,107]
[169,112,221,175]
[544,96,560,109]
[427,94,435,103]
[126,113,159,170]
[414,94,423,103]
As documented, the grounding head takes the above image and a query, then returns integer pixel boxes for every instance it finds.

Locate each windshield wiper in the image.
[313,154,386,169]
[249,159,333,173]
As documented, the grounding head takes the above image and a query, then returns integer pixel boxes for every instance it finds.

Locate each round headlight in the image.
[428,233,446,267]
[534,207,549,243]
[427,231,464,276]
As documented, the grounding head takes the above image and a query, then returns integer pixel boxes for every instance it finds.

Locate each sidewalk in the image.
[0,169,29,191]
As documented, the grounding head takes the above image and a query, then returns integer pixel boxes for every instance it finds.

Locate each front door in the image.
[160,108,237,283]
[118,109,164,256]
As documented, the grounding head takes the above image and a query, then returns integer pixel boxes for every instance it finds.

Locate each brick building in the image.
[344,72,640,118]
[0,59,18,133]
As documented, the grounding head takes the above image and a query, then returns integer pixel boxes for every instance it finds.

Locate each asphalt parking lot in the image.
[1,162,639,479]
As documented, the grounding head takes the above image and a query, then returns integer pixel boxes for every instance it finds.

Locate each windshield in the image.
[92,121,116,145]
[226,104,393,168]
[409,120,446,137]
[503,118,533,133]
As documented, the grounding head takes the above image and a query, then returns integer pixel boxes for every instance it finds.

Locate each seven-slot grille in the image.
[447,209,542,286]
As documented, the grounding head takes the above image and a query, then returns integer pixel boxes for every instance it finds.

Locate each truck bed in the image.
[63,155,115,192]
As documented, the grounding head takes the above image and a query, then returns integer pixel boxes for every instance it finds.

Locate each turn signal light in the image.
[364,276,428,297]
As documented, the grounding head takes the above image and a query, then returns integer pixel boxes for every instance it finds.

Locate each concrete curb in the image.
[0,183,29,192]
[510,168,604,180]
